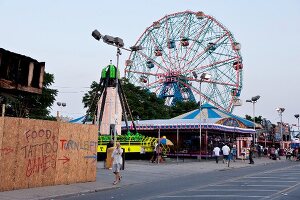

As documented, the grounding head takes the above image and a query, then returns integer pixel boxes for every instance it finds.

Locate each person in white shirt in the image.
[111,142,123,185]
[213,145,221,163]
[150,142,158,163]
[222,144,230,164]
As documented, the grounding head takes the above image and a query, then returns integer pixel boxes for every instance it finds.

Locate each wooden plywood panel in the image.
[1,117,19,191]
[76,124,88,183]
[86,125,98,182]
[77,124,97,183]
[13,118,27,190]
[64,123,81,184]
[0,117,97,192]
[15,119,59,189]
[41,120,59,187]
[55,122,71,185]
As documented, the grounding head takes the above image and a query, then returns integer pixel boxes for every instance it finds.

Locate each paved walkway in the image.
[0,157,288,200]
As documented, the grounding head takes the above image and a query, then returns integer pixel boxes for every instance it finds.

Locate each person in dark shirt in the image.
[249,146,255,164]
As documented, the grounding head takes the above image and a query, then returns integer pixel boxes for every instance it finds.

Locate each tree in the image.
[121,78,169,120]
[245,115,263,124]
[82,78,199,121]
[82,81,100,119]
[169,101,198,118]
[4,72,57,120]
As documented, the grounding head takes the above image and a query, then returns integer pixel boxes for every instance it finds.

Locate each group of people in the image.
[284,147,300,161]
[108,140,300,185]
[263,145,300,161]
[212,143,240,164]
[212,143,255,164]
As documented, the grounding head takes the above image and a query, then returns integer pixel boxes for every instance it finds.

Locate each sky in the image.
[0,0,299,126]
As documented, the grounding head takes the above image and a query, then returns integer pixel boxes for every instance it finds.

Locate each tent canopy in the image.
[172,103,255,128]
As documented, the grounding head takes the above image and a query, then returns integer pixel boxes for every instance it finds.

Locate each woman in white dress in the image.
[111,142,123,185]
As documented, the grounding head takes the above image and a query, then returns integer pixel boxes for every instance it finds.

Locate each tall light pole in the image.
[91,29,142,146]
[57,102,66,121]
[192,72,211,161]
[276,107,285,149]
[246,95,260,146]
[294,114,299,132]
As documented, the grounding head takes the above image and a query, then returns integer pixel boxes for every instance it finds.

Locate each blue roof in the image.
[183,110,199,119]
[69,116,86,123]
[173,103,255,128]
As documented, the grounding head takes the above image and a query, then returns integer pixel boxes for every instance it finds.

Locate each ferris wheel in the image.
[125,11,243,112]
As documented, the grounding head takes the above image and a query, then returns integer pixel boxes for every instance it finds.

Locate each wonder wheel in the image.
[125,11,243,112]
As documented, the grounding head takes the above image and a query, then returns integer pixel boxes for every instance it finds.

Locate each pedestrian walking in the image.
[241,148,246,161]
[249,146,255,164]
[231,144,237,162]
[150,141,158,163]
[270,145,276,160]
[222,143,230,164]
[286,147,292,160]
[275,147,281,160]
[111,142,123,185]
[213,144,221,164]
[263,147,268,157]
[257,145,262,158]
[293,148,299,161]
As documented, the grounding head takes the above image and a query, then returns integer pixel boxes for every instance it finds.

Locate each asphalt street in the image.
[61,161,300,200]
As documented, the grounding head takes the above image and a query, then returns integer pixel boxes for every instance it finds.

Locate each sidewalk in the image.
[0,157,287,200]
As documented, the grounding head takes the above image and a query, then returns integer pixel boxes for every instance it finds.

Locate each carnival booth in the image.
[70,103,257,159]
[236,137,252,159]
[122,103,256,158]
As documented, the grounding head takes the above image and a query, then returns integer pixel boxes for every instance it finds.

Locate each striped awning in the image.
[172,103,255,128]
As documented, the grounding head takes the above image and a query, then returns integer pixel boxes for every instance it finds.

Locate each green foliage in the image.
[82,81,100,119]
[83,78,198,121]
[98,132,145,143]
[245,114,252,121]
[5,72,57,120]
[169,101,198,118]
[245,114,263,124]
[121,78,169,120]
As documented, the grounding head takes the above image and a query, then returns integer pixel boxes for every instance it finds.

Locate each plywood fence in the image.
[0,117,98,192]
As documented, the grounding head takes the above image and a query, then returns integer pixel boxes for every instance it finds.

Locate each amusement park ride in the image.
[84,62,158,155]
[125,11,243,112]
[89,11,244,156]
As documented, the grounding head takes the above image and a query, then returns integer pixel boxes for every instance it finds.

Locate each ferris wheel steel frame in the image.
[125,10,243,112]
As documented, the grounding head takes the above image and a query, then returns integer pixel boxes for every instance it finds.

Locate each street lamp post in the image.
[192,72,211,161]
[246,95,260,146]
[92,29,142,146]
[294,114,299,132]
[276,107,285,149]
[57,102,66,121]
